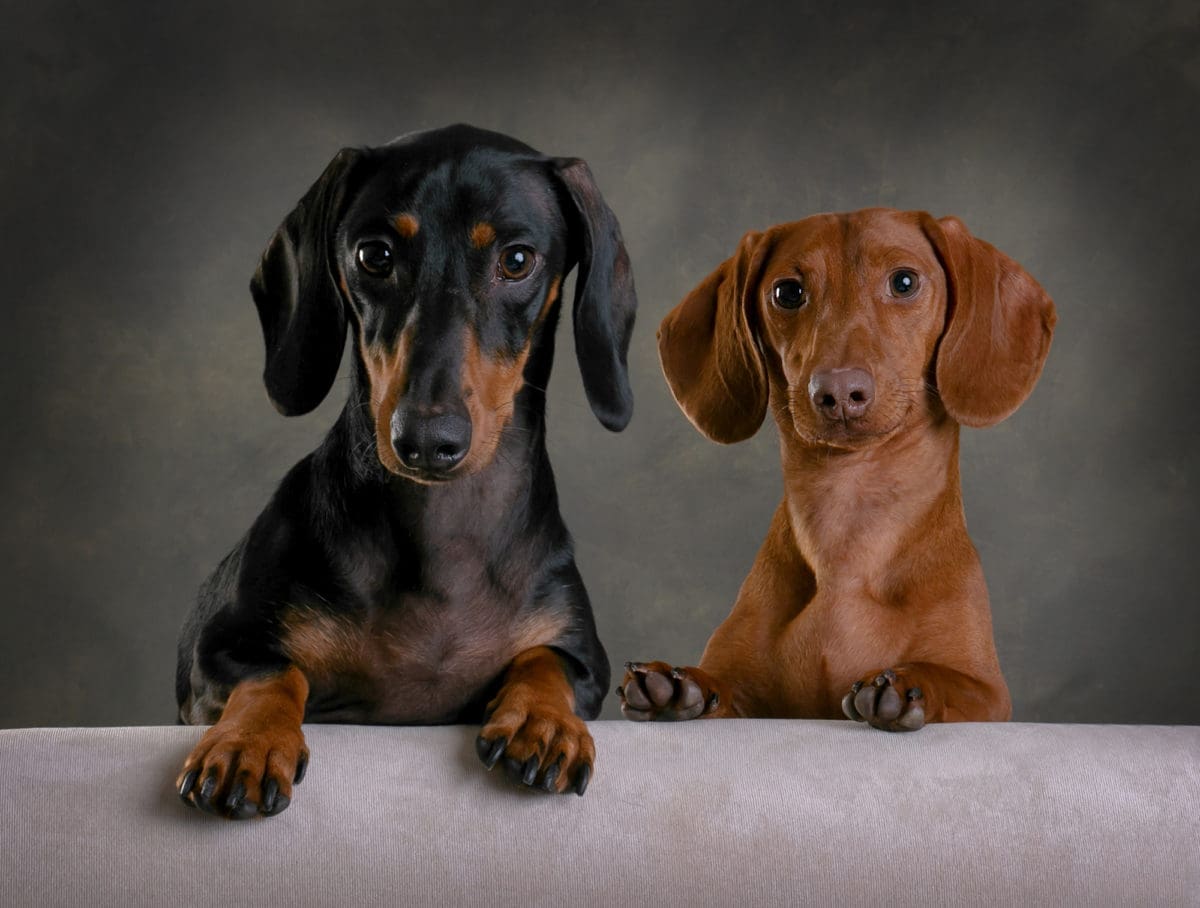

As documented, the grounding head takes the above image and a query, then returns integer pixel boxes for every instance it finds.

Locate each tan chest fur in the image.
[282,596,565,724]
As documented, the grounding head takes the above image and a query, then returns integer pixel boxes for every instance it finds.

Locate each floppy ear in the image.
[552,158,638,432]
[922,215,1057,428]
[657,231,769,444]
[250,147,362,417]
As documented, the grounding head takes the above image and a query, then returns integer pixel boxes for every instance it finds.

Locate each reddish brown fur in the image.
[479,646,594,794]
[629,208,1055,727]
[177,667,309,811]
[360,327,416,475]
[459,331,530,474]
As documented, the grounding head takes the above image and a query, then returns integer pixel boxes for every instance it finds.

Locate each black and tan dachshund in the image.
[175,124,636,817]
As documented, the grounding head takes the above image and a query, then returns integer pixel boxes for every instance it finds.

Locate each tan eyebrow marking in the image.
[393,213,419,238]
[470,222,496,249]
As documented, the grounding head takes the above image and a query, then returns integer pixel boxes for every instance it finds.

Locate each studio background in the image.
[2,1,1196,727]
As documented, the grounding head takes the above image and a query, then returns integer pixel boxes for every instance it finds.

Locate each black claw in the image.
[874,672,891,687]
[706,692,720,712]
[261,778,279,815]
[225,780,247,814]
[851,680,864,693]
[541,757,562,792]
[907,687,924,701]
[477,736,507,770]
[232,799,258,820]
[503,756,525,782]
[194,769,222,815]
[178,769,199,803]
[198,770,219,802]
[521,755,540,786]
[264,792,290,816]
[573,763,592,797]
[488,739,508,770]
[294,752,309,785]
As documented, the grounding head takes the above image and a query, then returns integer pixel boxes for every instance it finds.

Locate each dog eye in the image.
[498,246,536,281]
[356,242,393,277]
[889,269,919,299]
[772,278,806,310]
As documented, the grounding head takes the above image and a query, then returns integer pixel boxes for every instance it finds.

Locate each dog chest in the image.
[280,593,565,724]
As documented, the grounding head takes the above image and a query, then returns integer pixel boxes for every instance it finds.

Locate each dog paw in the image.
[476,706,595,796]
[841,668,926,732]
[177,723,309,818]
[617,661,720,721]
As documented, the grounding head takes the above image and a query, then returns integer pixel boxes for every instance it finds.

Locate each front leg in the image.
[475,647,596,796]
[177,666,310,818]
[842,663,1011,731]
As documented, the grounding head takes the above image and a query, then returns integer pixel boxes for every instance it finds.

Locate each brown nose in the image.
[809,368,875,420]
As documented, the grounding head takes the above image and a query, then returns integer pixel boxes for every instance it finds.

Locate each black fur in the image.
[176,125,635,728]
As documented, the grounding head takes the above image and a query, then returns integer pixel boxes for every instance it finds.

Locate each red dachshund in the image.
[619,209,1055,730]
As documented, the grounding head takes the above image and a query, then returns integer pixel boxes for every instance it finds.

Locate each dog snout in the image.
[391,408,472,476]
[808,368,875,421]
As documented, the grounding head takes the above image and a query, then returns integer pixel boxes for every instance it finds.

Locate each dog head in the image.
[250,124,636,482]
[658,208,1055,449]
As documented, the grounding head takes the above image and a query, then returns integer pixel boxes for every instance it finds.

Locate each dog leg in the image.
[177,666,310,818]
[616,661,728,721]
[842,663,1010,730]
[475,647,596,796]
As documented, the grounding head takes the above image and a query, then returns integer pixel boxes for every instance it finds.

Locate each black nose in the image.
[809,368,875,421]
[391,410,472,475]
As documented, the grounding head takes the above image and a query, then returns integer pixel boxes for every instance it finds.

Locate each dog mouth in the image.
[787,399,913,450]
[800,423,900,449]
[386,462,461,485]
[372,442,470,485]
[377,432,511,485]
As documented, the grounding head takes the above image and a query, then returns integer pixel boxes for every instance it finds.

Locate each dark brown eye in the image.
[772,278,806,310]
[356,241,393,277]
[889,269,919,298]
[498,245,535,281]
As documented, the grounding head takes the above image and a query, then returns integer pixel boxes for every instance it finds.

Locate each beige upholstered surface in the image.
[2,721,1197,907]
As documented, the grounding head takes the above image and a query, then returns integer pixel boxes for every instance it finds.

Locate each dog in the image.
[175,124,636,817]
[618,208,1054,730]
